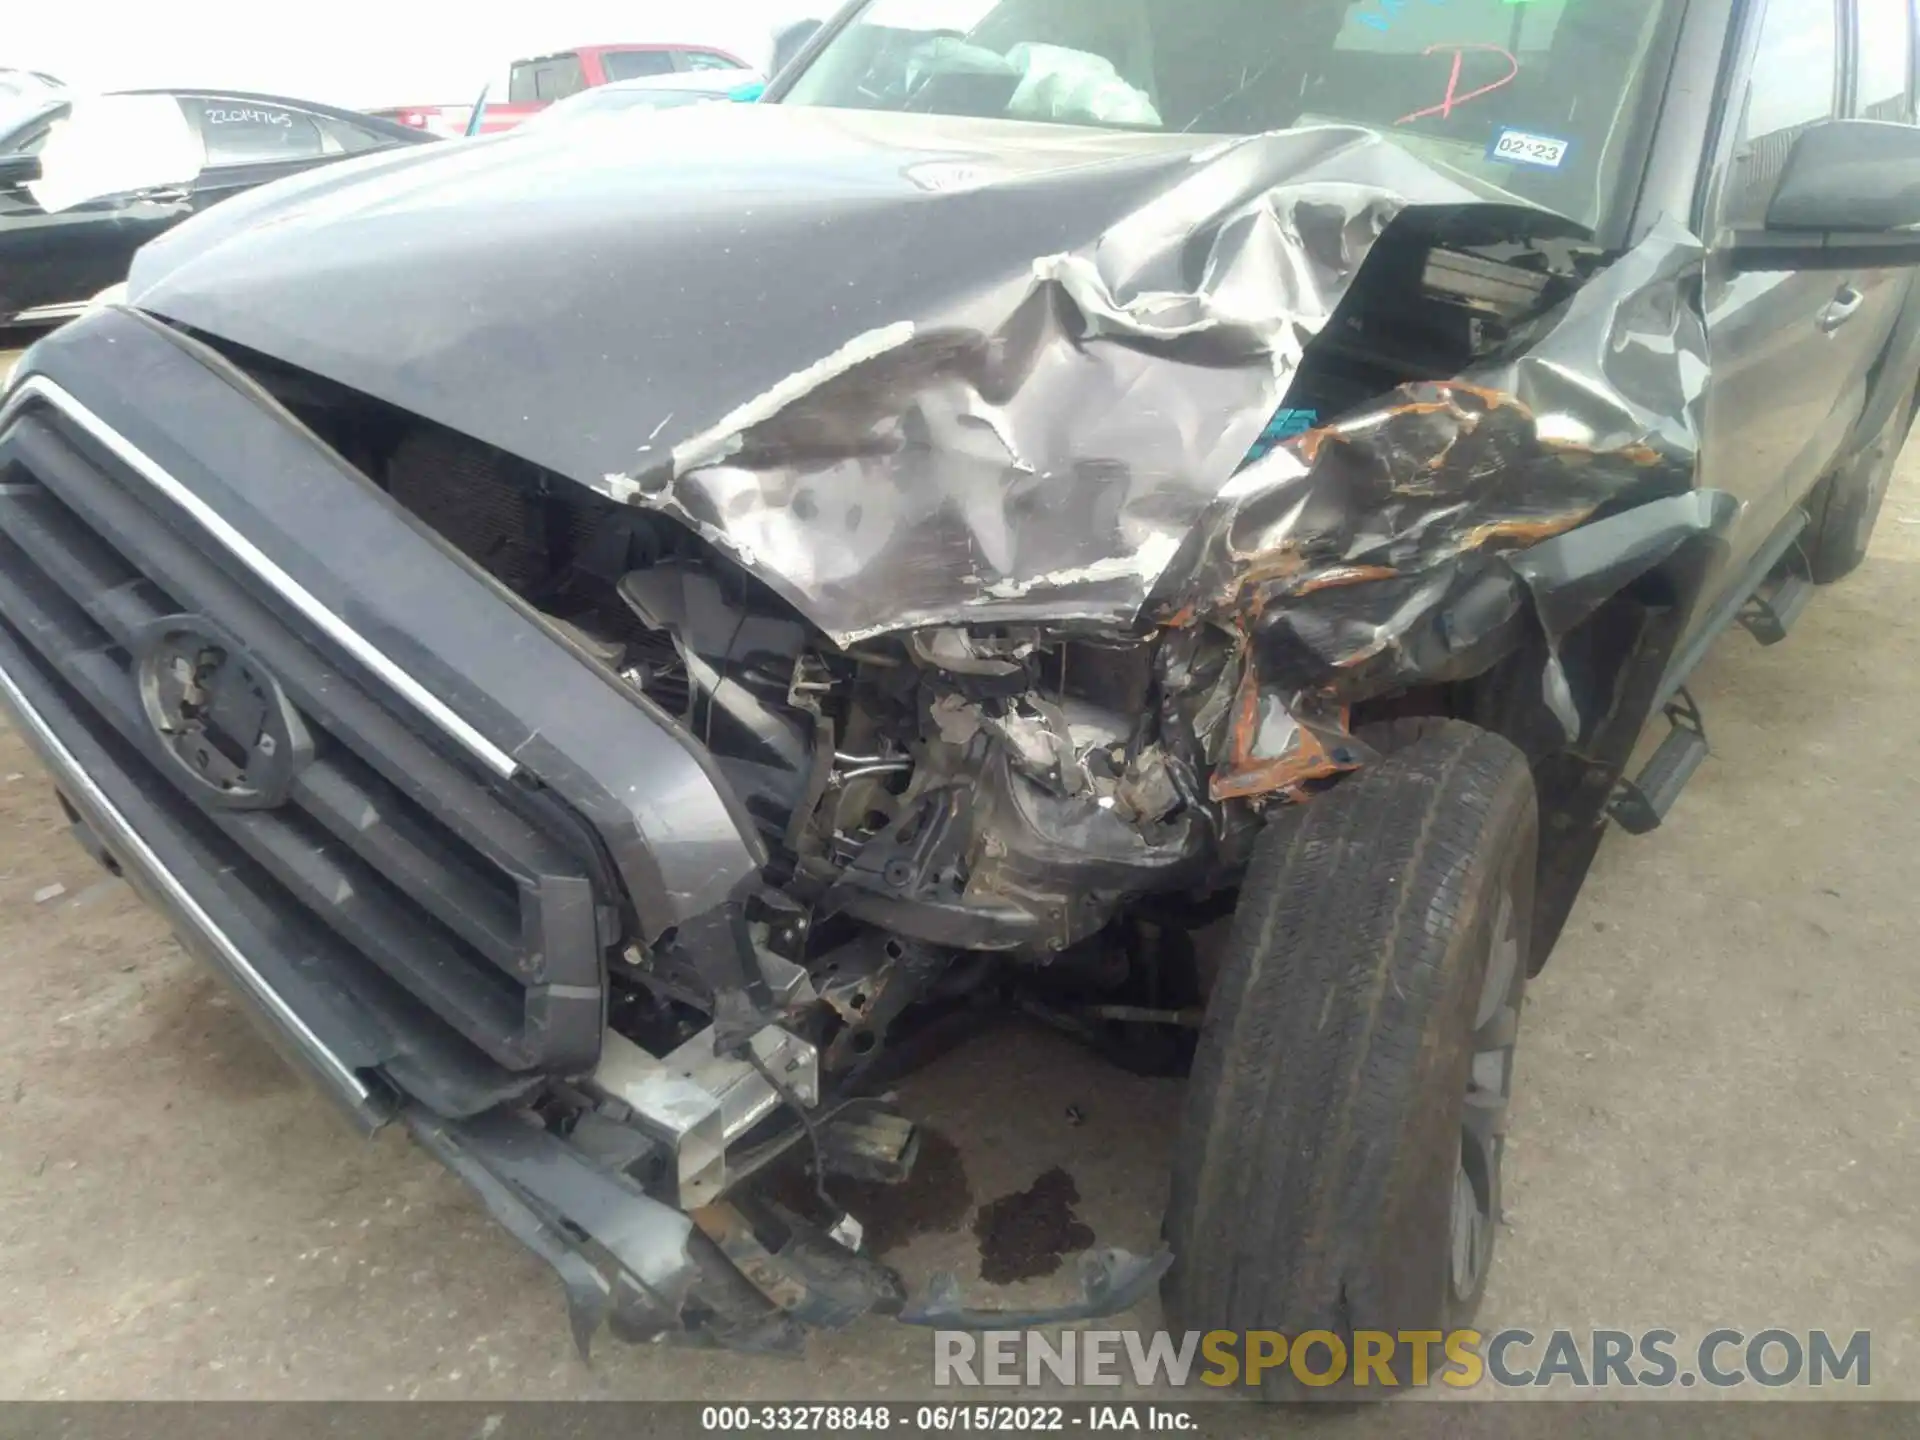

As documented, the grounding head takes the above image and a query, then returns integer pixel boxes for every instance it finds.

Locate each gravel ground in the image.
[1,339,1916,1399]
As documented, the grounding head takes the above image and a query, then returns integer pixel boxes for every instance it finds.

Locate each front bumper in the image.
[0,612,877,1350]
[0,311,771,1343]
[0,309,1169,1351]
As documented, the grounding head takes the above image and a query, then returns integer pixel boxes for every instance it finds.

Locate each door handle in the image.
[1818,285,1865,334]
[134,186,191,205]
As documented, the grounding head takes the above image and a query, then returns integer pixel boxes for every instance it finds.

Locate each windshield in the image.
[780,0,1676,229]
[602,50,746,81]
[526,84,742,128]
[579,87,736,111]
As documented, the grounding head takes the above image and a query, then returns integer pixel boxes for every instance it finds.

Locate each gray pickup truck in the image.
[2,0,1916,1393]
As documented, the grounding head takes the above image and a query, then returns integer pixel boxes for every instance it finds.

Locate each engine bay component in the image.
[591,1025,820,1207]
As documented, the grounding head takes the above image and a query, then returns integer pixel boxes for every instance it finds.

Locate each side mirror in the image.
[1730,119,1920,271]
[0,153,41,187]
[1767,119,1920,233]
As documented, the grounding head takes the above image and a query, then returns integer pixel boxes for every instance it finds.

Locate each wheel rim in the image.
[1451,880,1521,1301]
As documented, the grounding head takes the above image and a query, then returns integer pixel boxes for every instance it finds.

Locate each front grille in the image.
[0,401,606,1076]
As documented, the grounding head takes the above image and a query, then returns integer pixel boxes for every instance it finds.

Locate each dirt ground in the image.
[1,337,1917,1398]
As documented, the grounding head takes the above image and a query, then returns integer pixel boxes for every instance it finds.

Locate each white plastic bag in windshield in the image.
[29,94,201,214]
[1005,43,1161,127]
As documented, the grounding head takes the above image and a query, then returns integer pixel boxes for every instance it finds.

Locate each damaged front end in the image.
[38,101,1742,1353]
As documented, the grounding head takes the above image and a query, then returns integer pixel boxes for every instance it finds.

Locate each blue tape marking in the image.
[1243,408,1321,466]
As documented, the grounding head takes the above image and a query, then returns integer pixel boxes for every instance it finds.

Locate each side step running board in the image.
[1610,689,1709,835]
[1739,571,1815,646]
[1654,505,1809,712]
[1625,506,1818,836]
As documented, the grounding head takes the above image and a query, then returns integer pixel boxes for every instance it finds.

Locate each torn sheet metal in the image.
[124,105,1569,646]
[1155,216,1727,761]
[128,102,1726,746]
[1209,671,1367,802]
[613,130,1573,645]
[691,1200,907,1330]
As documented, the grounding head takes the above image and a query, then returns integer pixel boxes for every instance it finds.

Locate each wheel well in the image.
[1347,556,1704,970]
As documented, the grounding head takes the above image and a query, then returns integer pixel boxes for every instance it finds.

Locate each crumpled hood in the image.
[129,103,1567,643]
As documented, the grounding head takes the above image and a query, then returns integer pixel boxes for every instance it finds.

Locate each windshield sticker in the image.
[1396,43,1521,123]
[1489,127,1571,168]
[203,107,294,128]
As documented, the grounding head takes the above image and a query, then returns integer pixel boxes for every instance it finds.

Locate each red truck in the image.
[374,42,752,137]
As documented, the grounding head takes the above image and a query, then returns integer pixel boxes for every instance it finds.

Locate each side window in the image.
[1724,0,1840,225]
[535,57,587,100]
[1854,0,1915,120]
[185,98,325,167]
[600,50,678,81]
[509,57,588,101]
[315,115,396,156]
[678,50,745,71]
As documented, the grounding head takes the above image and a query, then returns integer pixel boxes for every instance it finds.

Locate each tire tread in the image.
[1165,721,1536,1384]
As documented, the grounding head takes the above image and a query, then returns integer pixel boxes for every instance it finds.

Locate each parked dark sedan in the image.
[0,89,431,329]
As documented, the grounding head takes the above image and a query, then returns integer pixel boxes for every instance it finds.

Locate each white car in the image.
[0,69,63,108]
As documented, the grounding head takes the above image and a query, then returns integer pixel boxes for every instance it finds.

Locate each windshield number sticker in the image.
[1489,128,1570,168]
[204,108,293,128]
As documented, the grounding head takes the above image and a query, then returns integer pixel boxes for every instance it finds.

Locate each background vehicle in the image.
[0,0,1916,1390]
[0,69,64,110]
[377,41,754,137]
[519,71,768,128]
[364,102,480,139]
[0,89,431,328]
[770,18,825,77]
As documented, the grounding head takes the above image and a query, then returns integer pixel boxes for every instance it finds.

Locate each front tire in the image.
[1163,721,1536,1397]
